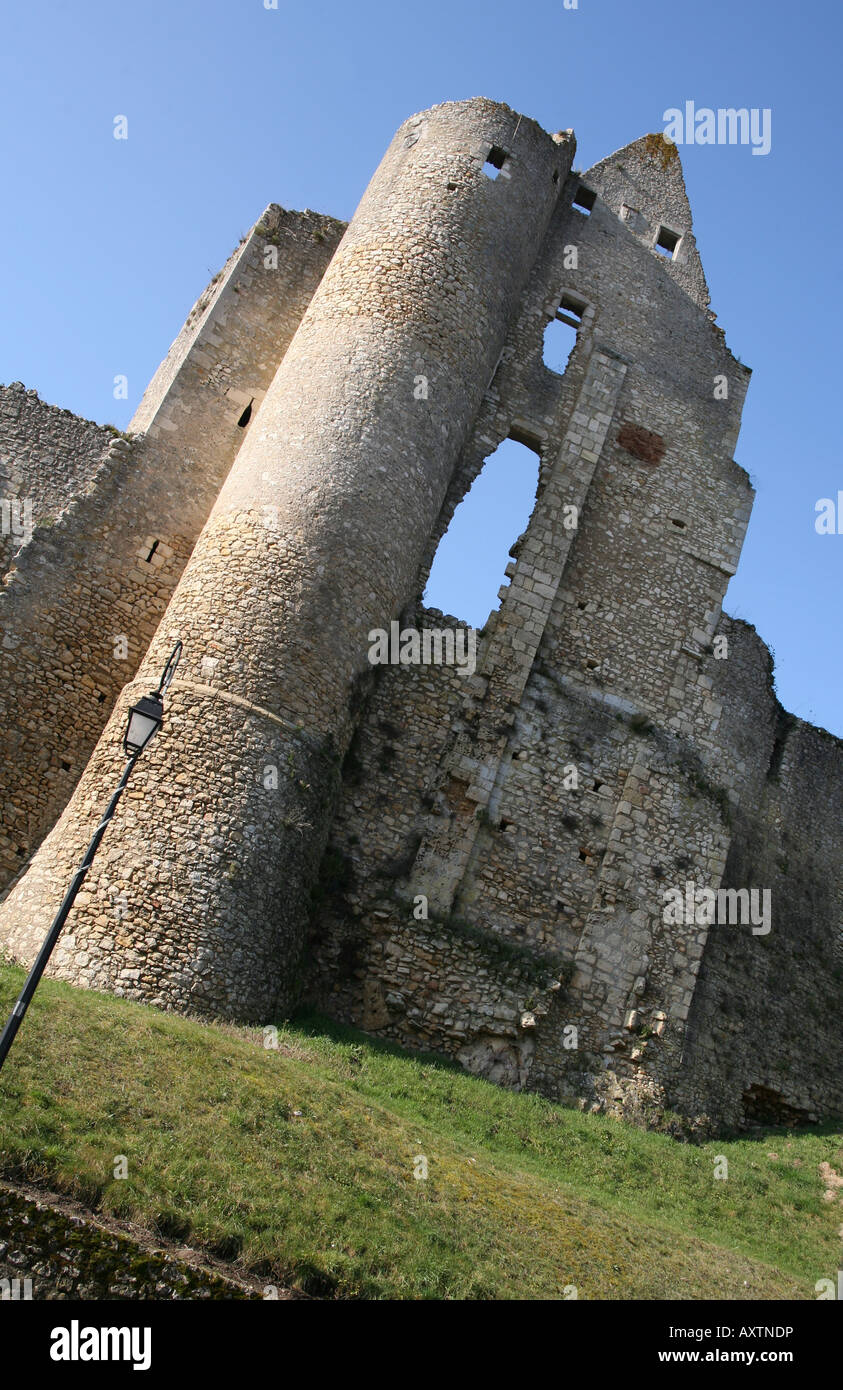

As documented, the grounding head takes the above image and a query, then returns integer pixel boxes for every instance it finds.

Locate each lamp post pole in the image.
[0,641,183,1075]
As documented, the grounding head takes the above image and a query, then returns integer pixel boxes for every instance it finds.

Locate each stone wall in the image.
[307,608,843,1130]
[304,609,726,1104]
[0,385,114,579]
[674,618,843,1129]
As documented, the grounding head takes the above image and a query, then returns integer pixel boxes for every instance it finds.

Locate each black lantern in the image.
[124,693,164,756]
[123,641,183,758]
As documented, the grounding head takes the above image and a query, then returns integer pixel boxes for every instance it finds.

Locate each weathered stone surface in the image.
[0,102,840,1133]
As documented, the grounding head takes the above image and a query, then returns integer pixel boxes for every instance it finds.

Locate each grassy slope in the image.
[0,964,840,1300]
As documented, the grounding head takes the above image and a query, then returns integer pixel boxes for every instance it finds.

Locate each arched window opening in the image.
[423,437,541,628]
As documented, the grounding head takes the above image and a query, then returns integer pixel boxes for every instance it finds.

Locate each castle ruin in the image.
[1,98,841,1132]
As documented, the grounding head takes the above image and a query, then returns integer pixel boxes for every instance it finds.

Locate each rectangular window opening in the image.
[484,146,508,180]
[655,225,681,259]
[544,293,587,373]
[572,185,596,215]
[556,292,587,329]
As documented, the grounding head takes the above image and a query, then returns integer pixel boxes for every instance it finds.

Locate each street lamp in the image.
[124,693,164,756]
[0,641,183,1074]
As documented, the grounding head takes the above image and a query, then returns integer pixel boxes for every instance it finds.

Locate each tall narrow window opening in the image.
[543,293,587,374]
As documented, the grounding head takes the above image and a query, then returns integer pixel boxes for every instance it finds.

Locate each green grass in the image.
[0,963,840,1299]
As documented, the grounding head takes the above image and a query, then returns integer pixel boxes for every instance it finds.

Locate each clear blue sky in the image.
[2,0,841,733]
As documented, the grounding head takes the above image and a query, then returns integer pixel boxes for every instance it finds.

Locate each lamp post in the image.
[0,641,183,1074]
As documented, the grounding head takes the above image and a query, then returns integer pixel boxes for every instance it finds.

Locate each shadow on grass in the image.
[287,1006,463,1074]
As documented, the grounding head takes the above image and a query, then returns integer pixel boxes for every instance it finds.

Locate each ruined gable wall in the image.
[536,148,753,733]
[308,140,842,1128]
[391,141,755,950]
[586,136,711,311]
[306,144,754,1098]
[488,152,758,1110]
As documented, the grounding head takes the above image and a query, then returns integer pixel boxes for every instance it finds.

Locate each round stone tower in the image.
[0,99,572,1019]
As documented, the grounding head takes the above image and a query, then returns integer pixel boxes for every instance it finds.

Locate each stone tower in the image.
[1,99,841,1132]
[0,101,573,1018]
